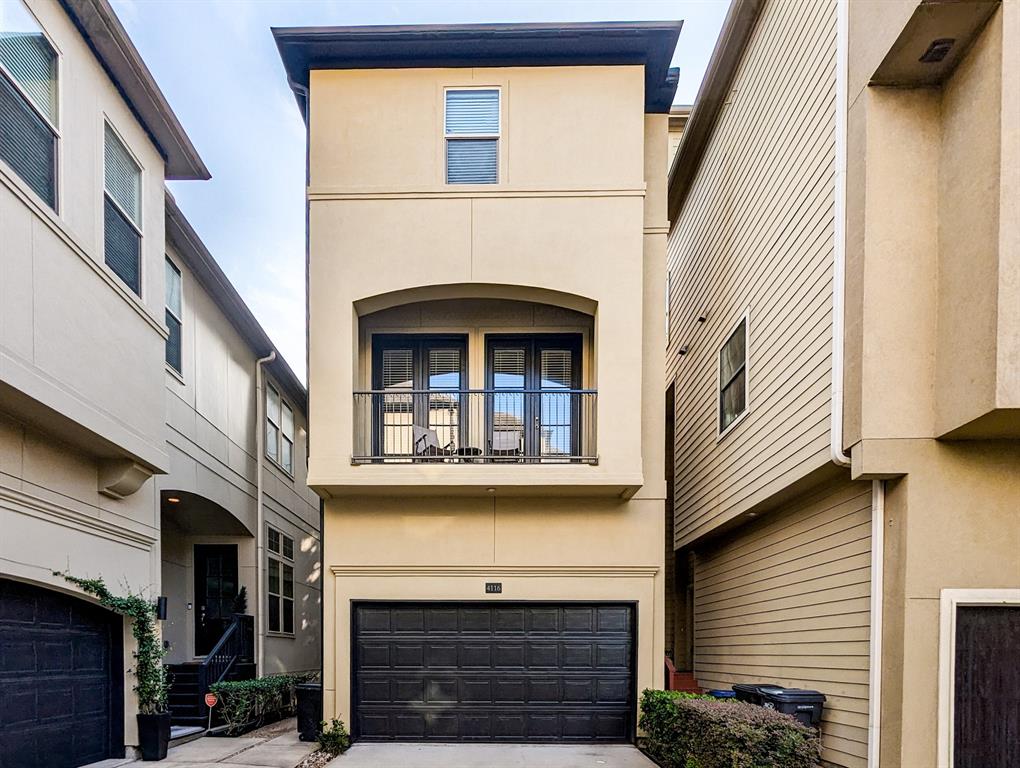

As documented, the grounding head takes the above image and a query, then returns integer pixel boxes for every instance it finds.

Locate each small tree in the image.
[55,572,169,714]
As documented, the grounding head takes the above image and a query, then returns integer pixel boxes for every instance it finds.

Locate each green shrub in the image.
[210,675,305,734]
[639,689,821,768]
[318,718,352,756]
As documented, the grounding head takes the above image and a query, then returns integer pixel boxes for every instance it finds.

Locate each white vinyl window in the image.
[265,382,294,474]
[104,123,142,295]
[267,527,294,635]
[165,258,182,373]
[445,88,499,184]
[718,316,747,434]
[0,0,58,208]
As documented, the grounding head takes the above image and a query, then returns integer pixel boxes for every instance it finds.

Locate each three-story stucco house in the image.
[274,21,680,743]
[0,1,320,763]
[664,1,1019,767]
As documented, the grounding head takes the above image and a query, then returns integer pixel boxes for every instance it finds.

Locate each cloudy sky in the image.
[110,0,728,382]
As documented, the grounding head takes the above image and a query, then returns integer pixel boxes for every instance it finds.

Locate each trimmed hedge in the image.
[640,689,821,768]
[210,674,313,734]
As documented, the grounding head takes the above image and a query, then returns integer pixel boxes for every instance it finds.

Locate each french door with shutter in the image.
[485,334,582,459]
[371,335,467,457]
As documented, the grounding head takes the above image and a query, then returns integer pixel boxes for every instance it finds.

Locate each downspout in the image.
[868,480,885,768]
[255,350,277,678]
[831,0,852,469]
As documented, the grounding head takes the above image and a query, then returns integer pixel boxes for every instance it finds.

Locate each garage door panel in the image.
[353,602,635,742]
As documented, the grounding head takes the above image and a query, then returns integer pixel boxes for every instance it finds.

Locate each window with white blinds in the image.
[0,0,57,208]
[719,317,748,433]
[265,382,295,474]
[165,257,182,373]
[104,123,142,294]
[445,88,499,184]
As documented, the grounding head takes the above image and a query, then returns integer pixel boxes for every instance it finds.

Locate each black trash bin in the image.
[732,683,826,728]
[295,682,322,742]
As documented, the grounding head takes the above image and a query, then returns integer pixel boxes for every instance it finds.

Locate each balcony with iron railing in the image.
[352,389,597,464]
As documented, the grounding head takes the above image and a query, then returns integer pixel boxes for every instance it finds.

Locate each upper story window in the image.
[719,316,748,434]
[104,123,142,295]
[266,527,294,635]
[266,382,294,475]
[165,257,182,374]
[0,0,58,208]
[445,88,499,184]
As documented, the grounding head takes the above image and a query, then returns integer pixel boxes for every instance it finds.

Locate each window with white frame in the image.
[719,317,747,433]
[445,88,499,184]
[104,123,142,294]
[0,0,58,208]
[266,382,294,474]
[266,527,294,635]
[165,257,182,373]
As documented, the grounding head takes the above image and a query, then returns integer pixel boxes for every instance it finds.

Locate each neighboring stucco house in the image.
[665,1,1019,768]
[274,21,679,743]
[0,0,320,762]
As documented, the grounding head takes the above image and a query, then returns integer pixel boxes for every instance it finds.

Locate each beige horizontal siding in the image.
[666,0,837,547]
[693,480,872,768]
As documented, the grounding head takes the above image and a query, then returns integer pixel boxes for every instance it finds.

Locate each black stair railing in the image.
[198,613,254,695]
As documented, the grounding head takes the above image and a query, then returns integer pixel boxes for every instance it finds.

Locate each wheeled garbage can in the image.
[732,683,826,728]
[295,682,322,742]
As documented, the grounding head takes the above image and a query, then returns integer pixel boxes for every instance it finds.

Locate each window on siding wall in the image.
[719,317,747,433]
[0,0,58,208]
[266,383,295,475]
[267,527,294,634]
[165,258,182,373]
[104,123,142,294]
[445,89,499,184]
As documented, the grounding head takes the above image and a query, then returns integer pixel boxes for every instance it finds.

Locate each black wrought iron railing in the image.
[198,613,253,694]
[353,389,597,464]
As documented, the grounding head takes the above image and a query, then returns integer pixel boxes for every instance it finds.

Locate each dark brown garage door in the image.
[352,602,635,742]
[0,577,123,768]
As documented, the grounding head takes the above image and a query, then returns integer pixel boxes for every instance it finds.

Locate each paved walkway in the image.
[330,743,657,768]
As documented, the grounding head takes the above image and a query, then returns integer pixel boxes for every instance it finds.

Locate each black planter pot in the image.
[137,712,170,761]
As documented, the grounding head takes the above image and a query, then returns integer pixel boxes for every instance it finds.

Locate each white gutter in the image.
[831,0,851,468]
[868,479,885,767]
[254,350,277,677]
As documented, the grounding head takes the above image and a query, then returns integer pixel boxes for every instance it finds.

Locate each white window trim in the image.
[936,588,1020,768]
[266,525,295,637]
[164,256,183,378]
[443,86,501,184]
[265,382,295,477]
[0,0,62,212]
[716,310,750,441]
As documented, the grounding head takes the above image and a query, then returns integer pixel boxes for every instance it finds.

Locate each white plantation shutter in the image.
[0,1,58,123]
[382,348,413,390]
[104,123,141,225]
[540,349,572,389]
[445,89,499,184]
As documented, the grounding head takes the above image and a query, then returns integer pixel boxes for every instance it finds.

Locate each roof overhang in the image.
[60,0,209,180]
[667,0,762,226]
[164,192,306,409]
[272,20,683,118]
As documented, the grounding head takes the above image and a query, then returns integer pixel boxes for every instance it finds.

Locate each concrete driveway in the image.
[331,743,657,768]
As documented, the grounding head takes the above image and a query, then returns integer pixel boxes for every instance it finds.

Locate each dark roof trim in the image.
[59,0,209,180]
[164,192,307,410]
[272,20,683,117]
[667,0,762,226]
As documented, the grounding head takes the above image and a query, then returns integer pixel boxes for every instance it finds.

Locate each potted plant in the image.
[55,572,171,761]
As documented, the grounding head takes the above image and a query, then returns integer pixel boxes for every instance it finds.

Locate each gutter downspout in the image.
[831,0,852,470]
[868,480,885,768]
[255,350,277,678]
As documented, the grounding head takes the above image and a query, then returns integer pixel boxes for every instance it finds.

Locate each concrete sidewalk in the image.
[102,726,316,768]
[330,743,657,768]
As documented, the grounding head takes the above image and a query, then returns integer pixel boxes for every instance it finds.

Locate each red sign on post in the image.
[204,692,218,708]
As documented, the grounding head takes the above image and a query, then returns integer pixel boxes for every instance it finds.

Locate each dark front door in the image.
[352,601,635,742]
[0,577,123,767]
[953,605,1020,768]
[194,545,238,656]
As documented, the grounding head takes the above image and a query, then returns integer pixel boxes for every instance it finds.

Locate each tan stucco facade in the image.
[306,63,669,730]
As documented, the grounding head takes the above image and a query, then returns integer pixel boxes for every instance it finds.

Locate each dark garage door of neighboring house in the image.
[353,602,635,742]
[0,577,123,768]
[953,606,1020,768]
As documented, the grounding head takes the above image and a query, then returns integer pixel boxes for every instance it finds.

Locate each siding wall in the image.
[666,0,836,547]
[693,480,872,768]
